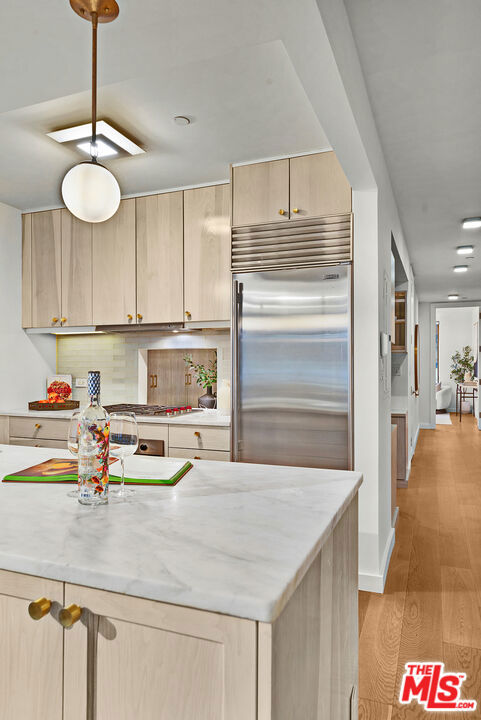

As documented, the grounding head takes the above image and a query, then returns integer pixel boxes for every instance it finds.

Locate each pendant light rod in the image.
[91,11,98,155]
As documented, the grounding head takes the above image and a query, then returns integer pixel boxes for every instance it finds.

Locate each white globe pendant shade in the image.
[61,162,121,223]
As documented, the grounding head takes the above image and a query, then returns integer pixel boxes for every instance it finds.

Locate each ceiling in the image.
[344,0,481,301]
[0,1,329,211]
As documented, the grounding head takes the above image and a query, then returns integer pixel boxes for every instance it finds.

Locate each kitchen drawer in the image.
[10,437,68,449]
[168,425,230,451]
[169,447,231,462]
[137,423,169,443]
[9,416,70,441]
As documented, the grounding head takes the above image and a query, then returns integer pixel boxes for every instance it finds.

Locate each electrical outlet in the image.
[75,378,87,388]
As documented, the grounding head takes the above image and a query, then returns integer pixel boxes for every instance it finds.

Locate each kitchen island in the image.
[0,445,361,720]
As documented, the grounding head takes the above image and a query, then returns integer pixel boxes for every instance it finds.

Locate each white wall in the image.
[0,201,56,410]
[436,307,477,410]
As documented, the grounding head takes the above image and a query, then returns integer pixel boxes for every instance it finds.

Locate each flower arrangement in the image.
[450,346,475,383]
[183,352,217,389]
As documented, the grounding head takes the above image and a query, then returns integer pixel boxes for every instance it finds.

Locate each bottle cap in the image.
[87,371,100,397]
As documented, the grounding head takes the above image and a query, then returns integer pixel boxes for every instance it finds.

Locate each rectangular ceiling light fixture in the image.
[47,120,145,156]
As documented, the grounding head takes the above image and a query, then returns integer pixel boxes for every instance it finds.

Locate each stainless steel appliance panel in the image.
[232,265,352,469]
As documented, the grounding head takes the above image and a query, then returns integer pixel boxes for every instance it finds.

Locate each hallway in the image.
[359,417,481,719]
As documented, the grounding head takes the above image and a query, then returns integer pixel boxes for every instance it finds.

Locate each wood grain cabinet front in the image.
[31,209,62,328]
[136,192,184,324]
[0,570,64,720]
[289,152,351,219]
[92,198,137,326]
[63,584,257,720]
[183,184,231,323]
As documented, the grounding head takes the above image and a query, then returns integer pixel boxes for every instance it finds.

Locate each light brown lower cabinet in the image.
[0,497,357,720]
[0,570,64,720]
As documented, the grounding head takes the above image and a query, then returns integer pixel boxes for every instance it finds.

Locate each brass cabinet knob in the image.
[137,313,143,321]
[52,317,59,323]
[61,317,67,324]
[194,431,201,438]
[34,423,41,430]
[185,311,191,319]
[194,456,201,460]
[127,314,133,321]
[59,604,82,628]
[28,597,51,621]
[278,209,286,216]
[292,208,299,214]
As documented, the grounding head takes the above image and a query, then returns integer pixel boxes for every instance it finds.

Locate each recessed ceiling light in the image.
[462,217,481,229]
[448,294,459,300]
[457,245,474,255]
[453,265,468,272]
[77,140,118,158]
[174,115,191,126]
[48,120,144,156]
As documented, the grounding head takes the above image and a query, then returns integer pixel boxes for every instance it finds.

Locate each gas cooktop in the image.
[104,403,202,417]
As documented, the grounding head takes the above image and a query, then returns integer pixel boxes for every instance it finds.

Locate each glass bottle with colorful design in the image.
[78,371,110,505]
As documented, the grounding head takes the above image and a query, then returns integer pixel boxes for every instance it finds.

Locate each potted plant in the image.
[184,352,217,408]
[450,346,475,384]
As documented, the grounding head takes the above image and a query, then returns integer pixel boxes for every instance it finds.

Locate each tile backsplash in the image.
[57,330,231,409]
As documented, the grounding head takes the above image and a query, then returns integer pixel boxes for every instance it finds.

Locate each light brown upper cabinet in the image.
[184,184,231,322]
[92,198,136,326]
[22,214,32,328]
[31,210,62,328]
[232,152,351,227]
[232,159,289,227]
[136,192,184,324]
[61,210,93,327]
[289,152,351,219]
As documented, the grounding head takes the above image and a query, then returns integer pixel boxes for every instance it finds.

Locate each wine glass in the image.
[109,412,139,499]
[66,412,81,497]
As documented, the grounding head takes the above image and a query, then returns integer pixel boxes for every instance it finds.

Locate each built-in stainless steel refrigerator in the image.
[232,264,352,470]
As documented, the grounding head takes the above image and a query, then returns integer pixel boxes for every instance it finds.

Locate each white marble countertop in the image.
[0,445,361,622]
[0,408,231,427]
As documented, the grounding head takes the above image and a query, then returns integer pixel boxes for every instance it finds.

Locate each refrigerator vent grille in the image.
[231,213,352,271]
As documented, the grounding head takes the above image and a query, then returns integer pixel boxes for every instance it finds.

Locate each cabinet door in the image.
[22,214,32,328]
[63,584,256,720]
[61,210,93,326]
[289,152,351,219]
[31,209,62,327]
[232,159,289,226]
[0,569,64,720]
[92,199,136,326]
[184,184,231,322]
[136,192,183,324]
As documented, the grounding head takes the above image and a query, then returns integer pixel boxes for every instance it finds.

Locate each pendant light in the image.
[61,0,121,223]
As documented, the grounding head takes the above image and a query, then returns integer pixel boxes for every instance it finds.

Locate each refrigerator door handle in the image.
[231,280,243,461]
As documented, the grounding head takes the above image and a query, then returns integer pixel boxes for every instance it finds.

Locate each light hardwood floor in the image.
[359,416,481,720]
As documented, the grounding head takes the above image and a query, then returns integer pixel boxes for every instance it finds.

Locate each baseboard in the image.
[358,527,395,593]
[391,506,399,528]
[420,422,436,430]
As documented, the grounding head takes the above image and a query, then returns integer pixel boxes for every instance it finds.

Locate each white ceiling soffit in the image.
[344,0,481,301]
[0,0,330,211]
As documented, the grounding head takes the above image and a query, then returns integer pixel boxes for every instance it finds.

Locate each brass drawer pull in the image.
[28,597,51,621]
[34,423,41,430]
[194,456,201,460]
[59,604,82,628]
[194,431,201,438]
